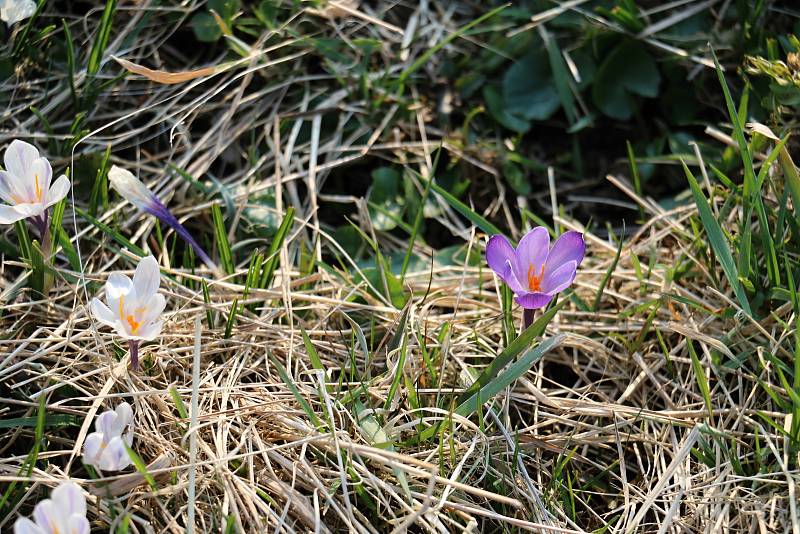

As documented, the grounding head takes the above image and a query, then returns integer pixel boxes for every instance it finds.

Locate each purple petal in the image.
[485,235,516,279]
[545,231,585,272]
[503,260,526,294]
[542,260,577,294]
[514,292,553,310]
[516,227,550,282]
[145,199,216,271]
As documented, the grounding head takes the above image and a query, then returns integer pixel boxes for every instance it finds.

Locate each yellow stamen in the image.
[34,174,42,201]
[527,264,545,292]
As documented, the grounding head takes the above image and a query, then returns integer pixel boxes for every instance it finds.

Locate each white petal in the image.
[3,140,38,178]
[90,298,117,328]
[44,175,69,207]
[83,432,104,467]
[51,482,86,518]
[0,169,23,205]
[32,500,59,533]
[140,293,166,325]
[96,410,115,437]
[134,320,162,341]
[13,517,45,534]
[30,158,52,201]
[108,165,154,211]
[105,273,132,300]
[100,437,132,471]
[114,402,134,433]
[132,256,160,298]
[112,319,134,339]
[0,203,32,224]
[1,0,36,24]
[67,515,90,534]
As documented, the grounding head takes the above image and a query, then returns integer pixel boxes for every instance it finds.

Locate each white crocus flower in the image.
[108,165,219,274]
[0,140,69,236]
[90,255,165,370]
[1,0,36,25]
[13,481,89,534]
[83,403,134,471]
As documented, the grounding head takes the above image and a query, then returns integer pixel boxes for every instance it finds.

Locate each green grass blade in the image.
[687,340,713,419]
[124,443,157,490]
[268,352,323,429]
[76,207,146,256]
[682,160,751,316]
[455,334,565,417]
[224,298,238,339]
[300,325,325,372]
[456,300,565,406]
[424,177,502,236]
[211,204,234,275]
[593,227,623,311]
[87,0,117,77]
[258,207,294,289]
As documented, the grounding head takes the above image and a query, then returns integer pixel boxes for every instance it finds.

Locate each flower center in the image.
[527,263,545,292]
[119,296,143,334]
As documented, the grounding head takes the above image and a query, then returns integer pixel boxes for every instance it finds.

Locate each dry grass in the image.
[0,1,797,532]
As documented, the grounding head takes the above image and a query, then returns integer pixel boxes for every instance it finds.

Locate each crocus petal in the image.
[108,165,156,211]
[542,260,577,294]
[1,0,36,24]
[140,292,166,325]
[67,516,91,534]
[503,260,526,294]
[110,403,133,437]
[32,500,59,533]
[30,158,52,201]
[83,432,104,466]
[3,140,38,178]
[90,299,117,328]
[105,273,133,300]
[112,320,133,340]
[516,227,550,277]
[514,292,553,310]
[102,436,132,471]
[0,169,22,205]
[51,482,86,518]
[96,410,117,437]
[44,175,70,208]
[13,517,45,534]
[485,235,516,280]
[134,320,163,341]
[132,256,160,299]
[0,203,32,224]
[544,231,585,272]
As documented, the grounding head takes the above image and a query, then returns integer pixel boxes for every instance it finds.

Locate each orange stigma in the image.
[119,296,142,334]
[527,264,545,292]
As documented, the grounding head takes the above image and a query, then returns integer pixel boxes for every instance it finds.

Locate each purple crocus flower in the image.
[486,227,585,310]
[108,165,219,275]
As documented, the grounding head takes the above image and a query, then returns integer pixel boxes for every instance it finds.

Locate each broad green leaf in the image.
[502,49,561,121]
[592,40,660,120]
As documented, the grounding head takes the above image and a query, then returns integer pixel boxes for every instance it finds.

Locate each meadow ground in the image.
[1,1,800,532]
